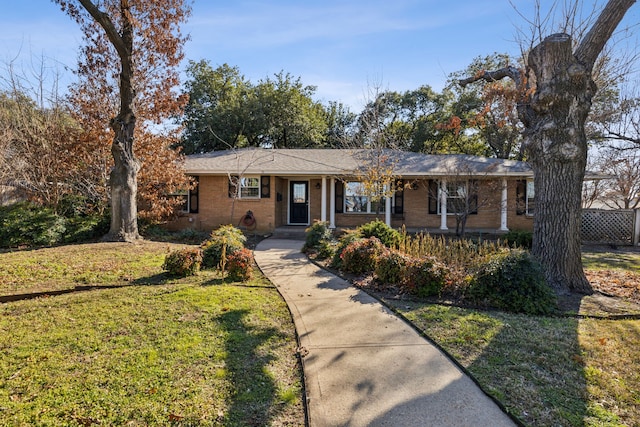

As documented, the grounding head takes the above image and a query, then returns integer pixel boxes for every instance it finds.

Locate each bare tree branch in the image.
[574,0,636,69]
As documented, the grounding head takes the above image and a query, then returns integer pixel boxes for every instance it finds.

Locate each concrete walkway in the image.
[254,239,516,427]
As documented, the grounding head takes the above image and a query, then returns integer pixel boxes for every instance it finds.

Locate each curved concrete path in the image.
[254,238,516,427]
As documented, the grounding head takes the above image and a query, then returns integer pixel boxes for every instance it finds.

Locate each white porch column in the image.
[320,176,327,223]
[440,179,448,230]
[500,178,509,231]
[385,185,392,227]
[329,177,336,229]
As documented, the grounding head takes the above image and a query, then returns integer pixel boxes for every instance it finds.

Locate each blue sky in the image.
[0,0,637,110]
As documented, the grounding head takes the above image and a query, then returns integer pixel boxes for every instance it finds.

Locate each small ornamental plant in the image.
[375,248,410,285]
[201,225,246,268]
[401,255,450,297]
[162,247,203,277]
[226,248,254,282]
[340,237,385,275]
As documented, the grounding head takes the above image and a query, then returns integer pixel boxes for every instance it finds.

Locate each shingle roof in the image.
[184,148,533,177]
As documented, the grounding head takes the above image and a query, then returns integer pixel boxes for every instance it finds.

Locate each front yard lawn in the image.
[0,242,304,427]
[377,246,640,427]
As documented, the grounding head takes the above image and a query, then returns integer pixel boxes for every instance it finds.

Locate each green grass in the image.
[382,298,640,426]
[0,242,304,426]
[582,248,640,274]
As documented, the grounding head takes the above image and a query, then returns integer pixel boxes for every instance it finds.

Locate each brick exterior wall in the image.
[167,175,534,233]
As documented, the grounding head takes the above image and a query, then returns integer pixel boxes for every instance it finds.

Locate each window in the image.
[229,175,260,199]
[516,179,535,216]
[171,189,189,212]
[169,177,198,214]
[437,180,478,215]
[526,180,535,215]
[344,181,387,213]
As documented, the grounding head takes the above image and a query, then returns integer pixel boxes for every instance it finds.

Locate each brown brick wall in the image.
[170,175,277,233]
[166,175,533,233]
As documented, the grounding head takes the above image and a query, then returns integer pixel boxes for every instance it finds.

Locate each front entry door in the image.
[289,181,309,224]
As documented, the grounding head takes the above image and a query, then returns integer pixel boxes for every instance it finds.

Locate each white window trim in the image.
[526,179,535,216]
[232,175,261,199]
[437,180,469,216]
[343,181,391,214]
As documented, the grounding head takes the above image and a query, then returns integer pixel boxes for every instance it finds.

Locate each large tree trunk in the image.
[105,111,141,241]
[459,0,635,295]
[525,34,593,294]
[78,0,142,242]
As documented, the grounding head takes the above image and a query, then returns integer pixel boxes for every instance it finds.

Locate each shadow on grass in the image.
[462,303,588,426]
[0,272,172,304]
[217,309,285,427]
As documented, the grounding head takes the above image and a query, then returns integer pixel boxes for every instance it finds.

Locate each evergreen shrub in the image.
[201,225,246,268]
[226,248,254,281]
[358,219,401,248]
[468,250,557,315]
[401,255,450,297]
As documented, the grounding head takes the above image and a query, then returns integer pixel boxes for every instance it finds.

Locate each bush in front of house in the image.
[502,230,533,249]
[339,237,385,275]
[226,248,254,282]
[330,230,363,269]
[358,219,401,248]
[375,248,410,285]
[401,255,451,298]
[466,250,557,315]
[162,247,203,277]
[303,220,335,259]
[201,224,246,268]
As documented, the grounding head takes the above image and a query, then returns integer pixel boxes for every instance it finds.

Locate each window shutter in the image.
[516,180,526,215]
[228,176,237,198]
[261,176,271,198]
[189,176,199,213]
[394,179,404,214]
[335,181,344,214]
[428,180,438,214]
[470,180,478,215]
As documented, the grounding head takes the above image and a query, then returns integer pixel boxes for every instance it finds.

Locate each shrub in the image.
[467,250,557,315]
[330,230,363,269]
[226,248,254,282]
[401,256,450,297]
[0,202,66,247]
[358,220,401,248]
[63,212,110,244]
[375,248,410,284]
[201,225,246,268]
[502,230,533,249]
[316,240,336,260]
[303,221,333,252]
[339,237,385,275]
[162,247,203,277]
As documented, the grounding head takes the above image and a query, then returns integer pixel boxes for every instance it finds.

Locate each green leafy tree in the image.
[251,71,328,148]
[181,61,252,154]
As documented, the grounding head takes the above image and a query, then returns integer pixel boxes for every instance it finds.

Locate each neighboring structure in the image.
[168,148,539,235]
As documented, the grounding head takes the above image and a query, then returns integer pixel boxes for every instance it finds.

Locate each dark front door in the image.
[290,181,309,224]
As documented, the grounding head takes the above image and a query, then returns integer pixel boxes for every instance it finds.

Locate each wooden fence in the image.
[582,209,640,246]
